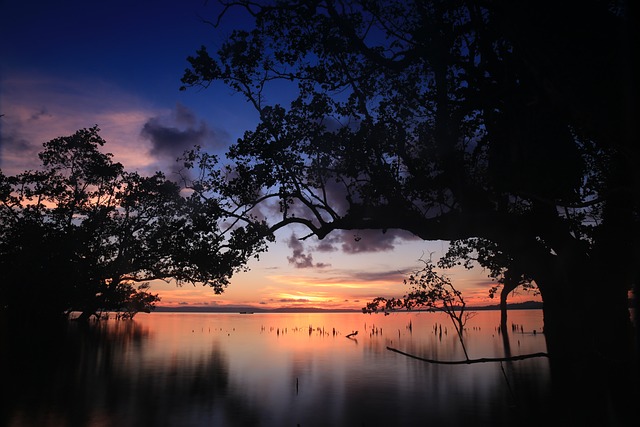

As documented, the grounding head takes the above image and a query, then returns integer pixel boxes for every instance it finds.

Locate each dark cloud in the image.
[140,103,228,175]
[29,107,51,122]
[258,176,420,256]
[288,250,315,268]
[297,229,415,255]
[315,241,337,252]
[256,172,354,227]
[313,235,340,252]
[0,133,32,156]
[0,110,49,173]
[316,269,407,285]
[286,233,331,269]
[281,228,419,271]
[142,118,208,157]
[352,269,408,283]
[340,229,408,253]
[278,298,310,303]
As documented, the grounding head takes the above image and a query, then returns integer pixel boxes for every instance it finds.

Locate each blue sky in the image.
[0,1,530,309]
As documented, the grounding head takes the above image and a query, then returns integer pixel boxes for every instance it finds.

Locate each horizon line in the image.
[152,300,544,313]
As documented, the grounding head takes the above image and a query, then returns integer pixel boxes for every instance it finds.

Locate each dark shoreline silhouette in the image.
[153,300,544,314]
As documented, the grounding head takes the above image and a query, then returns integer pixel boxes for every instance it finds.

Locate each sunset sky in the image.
[0,1,540,310]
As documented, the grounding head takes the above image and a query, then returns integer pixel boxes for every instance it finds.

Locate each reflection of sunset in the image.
[139,311,547,360]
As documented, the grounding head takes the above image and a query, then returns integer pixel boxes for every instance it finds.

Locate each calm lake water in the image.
[3,310,551,427]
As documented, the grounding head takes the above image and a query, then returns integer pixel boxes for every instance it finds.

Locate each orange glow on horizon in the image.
[151,279,541,311]
[147,249,542,312]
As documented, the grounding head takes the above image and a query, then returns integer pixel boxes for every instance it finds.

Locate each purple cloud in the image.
[340,229,414,253]
[140,103,227,175]
[286,233,331,269]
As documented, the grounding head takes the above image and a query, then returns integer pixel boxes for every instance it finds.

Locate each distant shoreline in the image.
[153,300,544,314]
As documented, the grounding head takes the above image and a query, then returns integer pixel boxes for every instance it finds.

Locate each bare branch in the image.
[386,347,549,364]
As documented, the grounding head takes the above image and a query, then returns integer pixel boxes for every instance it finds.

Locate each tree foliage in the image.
[364,256,475,359]
[181,0,635,312]
[439,237,536,299]
[181,1,636,423]
[181,0,633,256]
[0,127,270,321]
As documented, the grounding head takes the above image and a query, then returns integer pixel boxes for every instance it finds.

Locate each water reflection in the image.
[2,320,257,427]
[2,311,551,427]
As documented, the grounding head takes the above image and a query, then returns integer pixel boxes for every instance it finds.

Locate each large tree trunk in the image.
[75,309,96,322]
[499,285,512,358]
[538,263,637,426]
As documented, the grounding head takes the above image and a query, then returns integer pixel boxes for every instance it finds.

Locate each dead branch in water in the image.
[386,347,549,364]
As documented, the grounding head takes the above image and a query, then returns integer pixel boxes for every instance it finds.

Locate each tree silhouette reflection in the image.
[1,321,259,427]
[1,312,554,427]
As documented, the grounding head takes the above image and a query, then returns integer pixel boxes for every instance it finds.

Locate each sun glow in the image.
[273,292,333,304]
[141,233,543,312]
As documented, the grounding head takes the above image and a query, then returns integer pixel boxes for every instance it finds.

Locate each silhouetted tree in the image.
[0,127,270,321]
[364,256,475,360]
[181,0,636,423]
[439,238,536,323]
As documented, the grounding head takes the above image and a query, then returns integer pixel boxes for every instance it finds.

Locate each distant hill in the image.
[469,301,543,311]
[154,301,544,313]
[154,305,267,313]
[153,305,358,314]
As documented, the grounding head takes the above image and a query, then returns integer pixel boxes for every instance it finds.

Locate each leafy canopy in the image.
[180,0,632,297]
[0,126,270,320]
[179,1,636,422]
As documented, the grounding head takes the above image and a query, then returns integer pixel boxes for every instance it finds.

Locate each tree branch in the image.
[386,346,549,364]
